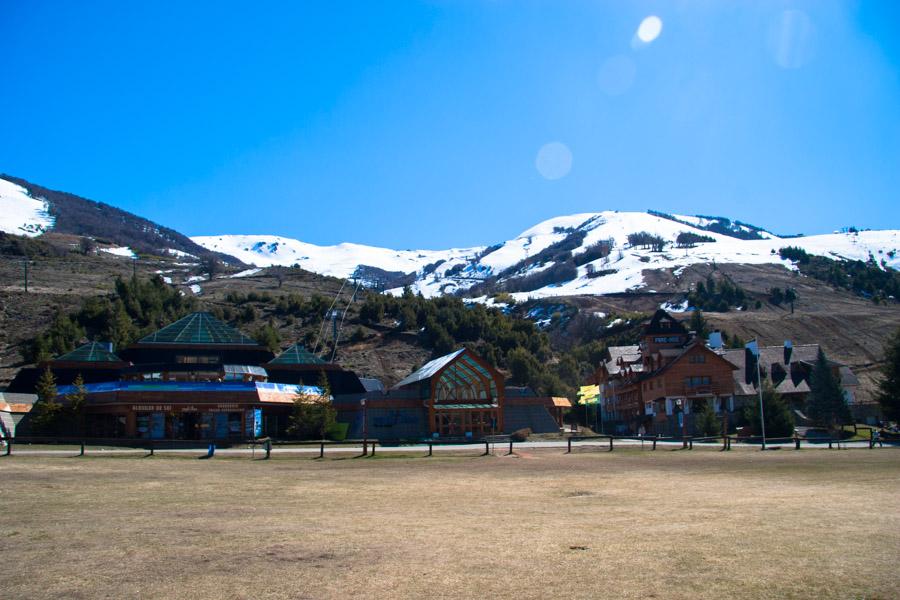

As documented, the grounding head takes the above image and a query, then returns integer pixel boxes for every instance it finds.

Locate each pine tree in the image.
[693,400,721,436]
[807,348,852,428]
[67,373,88,437]
[31,367,63,434]
[689,310,709,338]
[876,326,900,421]
[741,380,795,438]
[288,371,336,440]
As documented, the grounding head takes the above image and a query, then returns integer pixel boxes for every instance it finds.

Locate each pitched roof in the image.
[393,348,466,389]
[643,310,688,336]
[54,342,123,363]
[719,344,854,396]
[138,312,258,346]
[268,343,326,366]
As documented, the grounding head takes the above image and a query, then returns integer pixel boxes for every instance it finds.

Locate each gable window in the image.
[689,354,706,364]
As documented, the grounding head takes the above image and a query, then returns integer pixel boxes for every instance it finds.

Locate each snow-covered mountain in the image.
[0,174,238,264]
[192,211,900,300]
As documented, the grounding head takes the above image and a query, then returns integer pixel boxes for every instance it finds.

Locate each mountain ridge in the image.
[193,211,900,300]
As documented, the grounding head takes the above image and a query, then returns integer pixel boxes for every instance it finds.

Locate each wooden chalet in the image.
[592,310,737,436]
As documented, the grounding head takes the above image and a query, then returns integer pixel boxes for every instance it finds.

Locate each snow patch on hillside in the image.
[0,177,54,237]
[101,246,137,258]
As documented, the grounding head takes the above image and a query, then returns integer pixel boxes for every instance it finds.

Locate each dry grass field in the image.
[2,449,899,600]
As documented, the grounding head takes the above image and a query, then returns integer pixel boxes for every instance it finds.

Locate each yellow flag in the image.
[578,385,599,397]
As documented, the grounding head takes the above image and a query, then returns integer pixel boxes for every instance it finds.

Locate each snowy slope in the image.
[192,212,900,300]
[0,178,54,237]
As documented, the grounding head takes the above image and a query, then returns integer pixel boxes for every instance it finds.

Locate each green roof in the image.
[268,343,326,365]
[54,342,123,363]
[139,312,258,345]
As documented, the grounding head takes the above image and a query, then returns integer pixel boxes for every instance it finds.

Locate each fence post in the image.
[722,434,728,451]
[869,429,874,450]
[508,439,513,455]
[149,440,154,456]
[567,438,572,454]
[828,439,833,450]
[794,435,801,450]
[370,442,376,457]
[319,441,325,458]
[428,442,433,457]
[6,439,12,456]
[608,436,613,452]
[265,439,271,459]
[80,441,85,457]
[483,441,490,456]
[652,436,657,451]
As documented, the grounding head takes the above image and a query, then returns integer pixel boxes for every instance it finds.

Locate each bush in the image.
[510,428,532,442]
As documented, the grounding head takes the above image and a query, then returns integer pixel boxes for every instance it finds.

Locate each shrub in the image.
[510,428,532,442]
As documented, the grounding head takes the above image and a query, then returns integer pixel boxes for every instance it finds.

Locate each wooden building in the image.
[16,313,330,439]
[591,310,737,436]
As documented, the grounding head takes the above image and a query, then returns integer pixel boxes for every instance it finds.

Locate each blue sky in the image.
[2,1,898,248]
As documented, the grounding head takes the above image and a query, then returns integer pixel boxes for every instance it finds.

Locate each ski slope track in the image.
[196,211,897,300]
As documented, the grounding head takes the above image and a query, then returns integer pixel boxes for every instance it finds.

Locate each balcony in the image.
[676,384,726,397]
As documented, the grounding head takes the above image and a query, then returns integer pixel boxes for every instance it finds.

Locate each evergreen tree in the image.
[67,373,88,437]
[287,371,336,440]
[507,347,540,387]
[876,326,900,421]
[807,348,852,428]
[254,323,282,353]
[689,310,710,338]
[741,380,795,438]
[693,401,721,436]
[31,367,63,434]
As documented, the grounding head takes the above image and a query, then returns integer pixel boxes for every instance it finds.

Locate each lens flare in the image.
[637,16,663,44]
[535,142,573,180]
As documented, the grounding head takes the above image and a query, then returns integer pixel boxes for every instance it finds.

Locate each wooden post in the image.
[370,442,376,457]
[483,440,490,456]
[508,439,513,455]
[149,441,154,456]
[319,441,325,458]
[80,441,85,457]
[5,439,11,456]
[794,435,801,450]
[652,436,657,451]
[428,442,433,457]
[608,436,613,452]
[567,438,573,454]
[265,439,271,459]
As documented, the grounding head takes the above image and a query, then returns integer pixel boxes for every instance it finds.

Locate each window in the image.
[684,376,711,388]
[689,354,706,364]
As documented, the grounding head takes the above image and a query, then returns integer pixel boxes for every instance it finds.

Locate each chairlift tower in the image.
[328,309,344,362]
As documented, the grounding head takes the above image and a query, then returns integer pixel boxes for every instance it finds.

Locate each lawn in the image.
[1,449,898,599]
